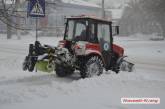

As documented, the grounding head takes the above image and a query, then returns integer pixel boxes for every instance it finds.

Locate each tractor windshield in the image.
[65,19,88,41]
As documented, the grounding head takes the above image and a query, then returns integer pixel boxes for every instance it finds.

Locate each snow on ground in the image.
[0,34,165,109]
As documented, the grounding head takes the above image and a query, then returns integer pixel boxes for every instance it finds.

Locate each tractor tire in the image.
[55,65,68,77]
[80,56,103,78]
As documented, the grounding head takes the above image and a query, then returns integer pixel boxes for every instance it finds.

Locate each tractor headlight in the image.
[57,40,66,48]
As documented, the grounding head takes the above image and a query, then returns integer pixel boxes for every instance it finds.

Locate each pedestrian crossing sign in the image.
[28,0,45,17]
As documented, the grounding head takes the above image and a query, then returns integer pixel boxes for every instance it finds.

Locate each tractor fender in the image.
[85,50,104,64]
[85,50,102,57]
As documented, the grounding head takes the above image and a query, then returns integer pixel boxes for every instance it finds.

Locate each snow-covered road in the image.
[0,35,165,109]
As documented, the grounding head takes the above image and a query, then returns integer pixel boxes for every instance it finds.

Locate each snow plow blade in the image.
[120,60,134,72]
[117,56,134,72]
[36,61,54,73]
[22,41,56,73]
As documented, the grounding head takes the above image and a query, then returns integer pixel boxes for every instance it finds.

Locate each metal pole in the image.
[35,18,38,72]
[16,0,21,40]
[36,18,38,41]
[102,0,105,19]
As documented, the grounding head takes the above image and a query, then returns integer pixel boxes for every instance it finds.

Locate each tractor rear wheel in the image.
[80,56,103,78]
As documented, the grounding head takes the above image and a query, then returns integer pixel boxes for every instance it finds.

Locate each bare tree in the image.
[0,0,58,39]
[0,0,13,39]
[119,0,148,35]
[119,0,163,37]
[0,0,26,39]
[140,0,165,39]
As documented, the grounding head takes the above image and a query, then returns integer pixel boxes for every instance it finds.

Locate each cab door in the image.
[97,23,112,69]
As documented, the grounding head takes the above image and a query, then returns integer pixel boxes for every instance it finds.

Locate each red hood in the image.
[113,44,124,57]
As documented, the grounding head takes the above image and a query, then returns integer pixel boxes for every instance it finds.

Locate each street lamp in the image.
[102,0,105,18]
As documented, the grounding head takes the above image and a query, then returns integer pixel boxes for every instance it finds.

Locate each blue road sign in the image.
[28,0,45,17]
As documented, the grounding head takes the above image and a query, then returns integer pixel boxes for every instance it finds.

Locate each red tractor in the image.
[23,16,134,78]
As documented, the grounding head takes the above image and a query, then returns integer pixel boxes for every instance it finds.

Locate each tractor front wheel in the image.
[55,65,67,77]
[55,65,75,77]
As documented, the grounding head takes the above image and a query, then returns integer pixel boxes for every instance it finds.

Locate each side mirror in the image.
[112,26,119,36]
[64,17,67,25]
[115,26,119,35]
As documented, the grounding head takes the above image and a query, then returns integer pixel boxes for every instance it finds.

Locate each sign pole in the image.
[35,17,38,72]
[36,17,38,41]
[28,0,45,41]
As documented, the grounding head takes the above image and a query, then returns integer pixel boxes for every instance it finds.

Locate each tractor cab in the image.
[61,16,120,70]
[64,16,114,44]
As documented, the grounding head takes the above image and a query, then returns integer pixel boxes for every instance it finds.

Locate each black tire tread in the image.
[80,56,103,78]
